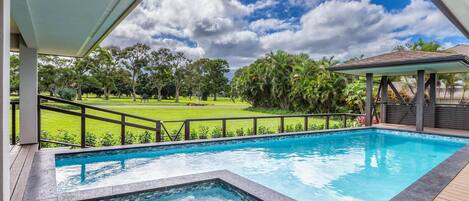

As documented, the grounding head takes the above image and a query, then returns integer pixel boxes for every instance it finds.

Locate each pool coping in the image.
[24,127,469,201]
[59,170,295,201]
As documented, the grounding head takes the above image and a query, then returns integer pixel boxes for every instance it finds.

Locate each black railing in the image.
[6,95,364,149]
[178,113,363,140]
[38,95,163,148]
[10,100,19,145]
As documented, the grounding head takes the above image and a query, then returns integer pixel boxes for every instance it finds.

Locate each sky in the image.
[102,0,469,70]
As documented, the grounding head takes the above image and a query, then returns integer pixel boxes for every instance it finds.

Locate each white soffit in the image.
[336,61,469,76]
[11,0,140,57]
[433,0,469,39]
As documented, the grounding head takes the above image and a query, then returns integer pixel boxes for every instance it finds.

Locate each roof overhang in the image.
[432,0,469,39]
[11,0,141,57]
[329,55,469,76]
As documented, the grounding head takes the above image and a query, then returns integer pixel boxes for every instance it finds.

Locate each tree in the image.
[170,52,190,103]
[10,54,20,94]
[186,58,209,101]
[113,43,150,101]
[90,47,117,100]
[73,56,93,100]
[112,68,132,98]
[205,59,229,101]
[146,48,172,101]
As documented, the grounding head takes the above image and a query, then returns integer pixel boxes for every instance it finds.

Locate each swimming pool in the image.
[55,128,467,201]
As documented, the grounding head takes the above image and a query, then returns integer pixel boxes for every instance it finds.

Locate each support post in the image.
[365,73,373,126]
[279,117,284,133]
[304,117,308,131]
[155,121,161,142]
[380,76,388,123]
[429,73,437,128]
[11,103,15,144]
[81,107,86,148]
[416,70,425,131]
[120,115,125,145]
[0,0,10,199]
[19,39,38,144]
[253,118,257,135]
[325,116,330,129]
[222,119,226,137]
[184,120,190,140]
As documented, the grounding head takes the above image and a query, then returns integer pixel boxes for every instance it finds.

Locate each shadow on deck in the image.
[10,144,38,201]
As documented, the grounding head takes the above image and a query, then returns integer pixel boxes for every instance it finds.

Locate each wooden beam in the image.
[416,70,425,131]
[388,80,406,104]
[380,76,388,123]
[365,73,373,126]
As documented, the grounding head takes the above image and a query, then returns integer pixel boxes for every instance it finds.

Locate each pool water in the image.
[56,129,467,201]
[99,181,258,201]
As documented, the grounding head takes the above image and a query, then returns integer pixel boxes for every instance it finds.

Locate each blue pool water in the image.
[55,129,467,201]
[100,181,258,201]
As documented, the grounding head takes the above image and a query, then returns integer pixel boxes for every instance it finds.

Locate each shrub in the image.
[295,123,303,132]
[285,124,295,132]
[235,128,244,136]
[227,130,235,137]
[198,126,209,139]
[57,88,77,100]
[139,130,152,144]
[125,131,136,144]
[190,129,198,140]
[247,128,253,135]
[332,123,341,129]
[85,132,97,147]
[101,132,115,146]
[258,126,272,134]
[211,127,222,138]
[59,130,76,144]
[310,123,324,130]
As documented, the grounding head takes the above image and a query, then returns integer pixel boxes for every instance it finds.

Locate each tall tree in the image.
[113,43,150,101]
[170,52,191,103]
[146,48,172,101]
[10,54,20,94]
[90,47,117,100]
[205,59,229,101]
[73,56,93,100]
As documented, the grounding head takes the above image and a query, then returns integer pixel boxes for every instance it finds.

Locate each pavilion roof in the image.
[329,50,469,76]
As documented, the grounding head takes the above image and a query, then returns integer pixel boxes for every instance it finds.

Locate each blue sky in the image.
[103,0,469,69]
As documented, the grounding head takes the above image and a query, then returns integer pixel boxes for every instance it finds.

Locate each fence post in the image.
[222,119,226,137]
[121,115,125,145]
[342,114,347,128]
[325,115,330,129]
[11,103,16,144]
[279,117,285,133]
[184,120,190,140]
[80,106,86,148]
[156,121,161,142]
[253,118,257,135]
[37,96,41,149]
[304,116,308,131]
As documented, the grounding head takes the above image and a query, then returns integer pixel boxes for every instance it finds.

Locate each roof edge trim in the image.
[432,0,469,39]
[79,0,142,58]
[329,55,469,72]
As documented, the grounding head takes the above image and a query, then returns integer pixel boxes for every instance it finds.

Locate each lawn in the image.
[77,96,250,106]
[10,97,359,147]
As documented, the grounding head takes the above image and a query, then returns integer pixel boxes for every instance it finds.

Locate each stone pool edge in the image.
[24,127,469,201]
[58,170,295,201]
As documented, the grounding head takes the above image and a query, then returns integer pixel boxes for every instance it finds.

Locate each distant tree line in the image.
[10,43,230,102]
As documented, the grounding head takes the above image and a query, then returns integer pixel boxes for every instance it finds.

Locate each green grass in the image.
[10,106,358,147]
[77,96,250,106]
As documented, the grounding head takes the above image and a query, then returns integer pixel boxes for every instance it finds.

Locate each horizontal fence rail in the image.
[7,95,365,149]
[38,95,162,149]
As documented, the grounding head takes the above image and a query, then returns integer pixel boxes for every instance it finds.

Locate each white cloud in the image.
[249,19,291,34]
[103,0,466,68]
